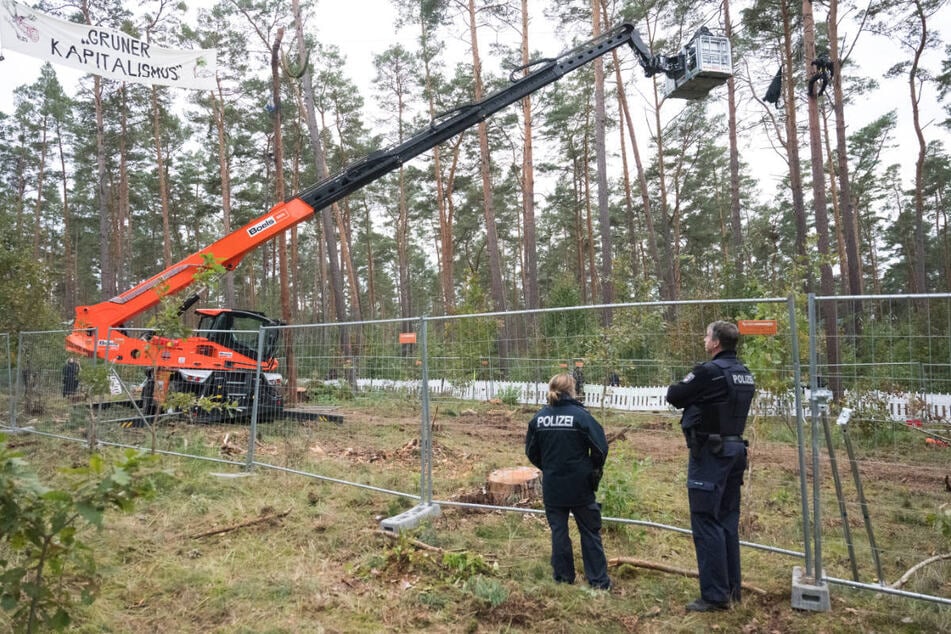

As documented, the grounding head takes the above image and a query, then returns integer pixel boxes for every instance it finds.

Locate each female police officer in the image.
[525,373,611,590]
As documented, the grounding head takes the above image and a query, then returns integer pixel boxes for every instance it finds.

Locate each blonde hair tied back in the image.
[547,373,576,406]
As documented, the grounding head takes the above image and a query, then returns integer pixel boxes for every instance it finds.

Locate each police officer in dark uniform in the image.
[666,320,754,612]
[526,372,611,590]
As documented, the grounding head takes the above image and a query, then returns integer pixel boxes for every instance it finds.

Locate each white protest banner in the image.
[0,0,216,90]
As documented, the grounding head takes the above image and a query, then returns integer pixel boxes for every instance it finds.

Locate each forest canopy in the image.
[0,0,949,336]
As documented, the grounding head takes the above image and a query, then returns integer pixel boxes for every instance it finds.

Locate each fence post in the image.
[419,316,433,505]
[12,331,24,431]
[808,293,824,580]
[4,334,12,429]
[246,327,267,471]
[788,293,832,611]
[378,316,441,534]
[788,295,813,575]
[787,293,832,608]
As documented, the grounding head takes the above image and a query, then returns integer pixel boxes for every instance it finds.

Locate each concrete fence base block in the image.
[791,565,831,612]
[380,503,441,534]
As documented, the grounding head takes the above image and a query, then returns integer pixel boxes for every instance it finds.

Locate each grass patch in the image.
[4,402,950,632]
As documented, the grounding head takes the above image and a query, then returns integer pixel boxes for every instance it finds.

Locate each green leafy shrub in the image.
[307,380,355,402]
[462,574,508,607]
[929,503,951,542]
[0,440,163,632]
[496,385,521,406]
[600,451,649,531]
[441,551,491,582]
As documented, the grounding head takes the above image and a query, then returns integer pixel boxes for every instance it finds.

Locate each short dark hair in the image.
[708,320,739,350]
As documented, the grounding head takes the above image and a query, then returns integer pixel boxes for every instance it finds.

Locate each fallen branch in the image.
[190,509,291,539]
[890,552,951,589]
[374,529,447,553]
[609,556,767,596]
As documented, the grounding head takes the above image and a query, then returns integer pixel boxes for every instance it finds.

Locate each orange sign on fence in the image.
[399,332,417,344]
[737,319,778,335]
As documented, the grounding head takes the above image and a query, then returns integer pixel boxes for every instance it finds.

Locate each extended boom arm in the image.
[68,22,720,364]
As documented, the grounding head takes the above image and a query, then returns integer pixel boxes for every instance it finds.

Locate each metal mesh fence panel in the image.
[86,325,272,465]
[14,330,93,440]
[422,299,806,591]
[12,295,950,605]
[809,295,951,601]
[11,328,264,468]
[253,319,425,502]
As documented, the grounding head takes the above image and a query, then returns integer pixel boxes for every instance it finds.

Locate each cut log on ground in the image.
[486,466,542,505]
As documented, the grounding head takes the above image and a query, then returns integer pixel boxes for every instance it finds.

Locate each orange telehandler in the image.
[65,23,730,422]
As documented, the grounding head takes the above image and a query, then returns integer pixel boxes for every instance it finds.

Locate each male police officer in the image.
[666,320,754,612]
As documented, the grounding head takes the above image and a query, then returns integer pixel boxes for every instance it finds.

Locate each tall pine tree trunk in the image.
[724,0,745,283]
[293,1,349,327]
[361,198,378,319]
[117,87,131,292]
[822,114,848,288]
[213,79,236,306]
[466,0,509,364]
[520,0,539,312]
[397,161,412,321]
[827,0,864,339]
[592,2,613,322]
[80,1,116,299]
[615,59,660,291]
[57,120,75,314]
[269,27,298,404]
[293,0,354,380]
[908,0,929,296]
[803,0,841,399]
[583,112,599,301]
[414,7,455,314]
[32,117,47,260]
[93,74,115,299]
[642,16,676,302]
[828,0,861,298]
[573,153,586,301]
[781,0,810,291]
[150,87,172,268]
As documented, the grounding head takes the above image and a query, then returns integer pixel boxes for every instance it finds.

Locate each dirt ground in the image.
[151,401,950,499]
[416,408,949,495]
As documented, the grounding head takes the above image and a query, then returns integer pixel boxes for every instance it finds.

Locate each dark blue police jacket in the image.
[525,395,609,507]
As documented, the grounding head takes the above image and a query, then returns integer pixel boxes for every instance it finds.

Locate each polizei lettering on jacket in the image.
[247,216,277,237]
[536,415,575,428]
[732,373,755,385]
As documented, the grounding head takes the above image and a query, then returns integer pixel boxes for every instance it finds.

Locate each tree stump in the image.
[486,466,542,505]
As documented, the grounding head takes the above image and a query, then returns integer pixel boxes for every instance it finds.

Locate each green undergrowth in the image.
[1,412,949,633]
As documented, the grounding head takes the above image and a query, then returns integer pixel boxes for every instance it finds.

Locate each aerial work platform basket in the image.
[664,33,732,100]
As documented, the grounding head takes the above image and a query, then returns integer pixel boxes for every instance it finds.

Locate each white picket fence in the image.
[357,379,951,421]
[352,378,951,423]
